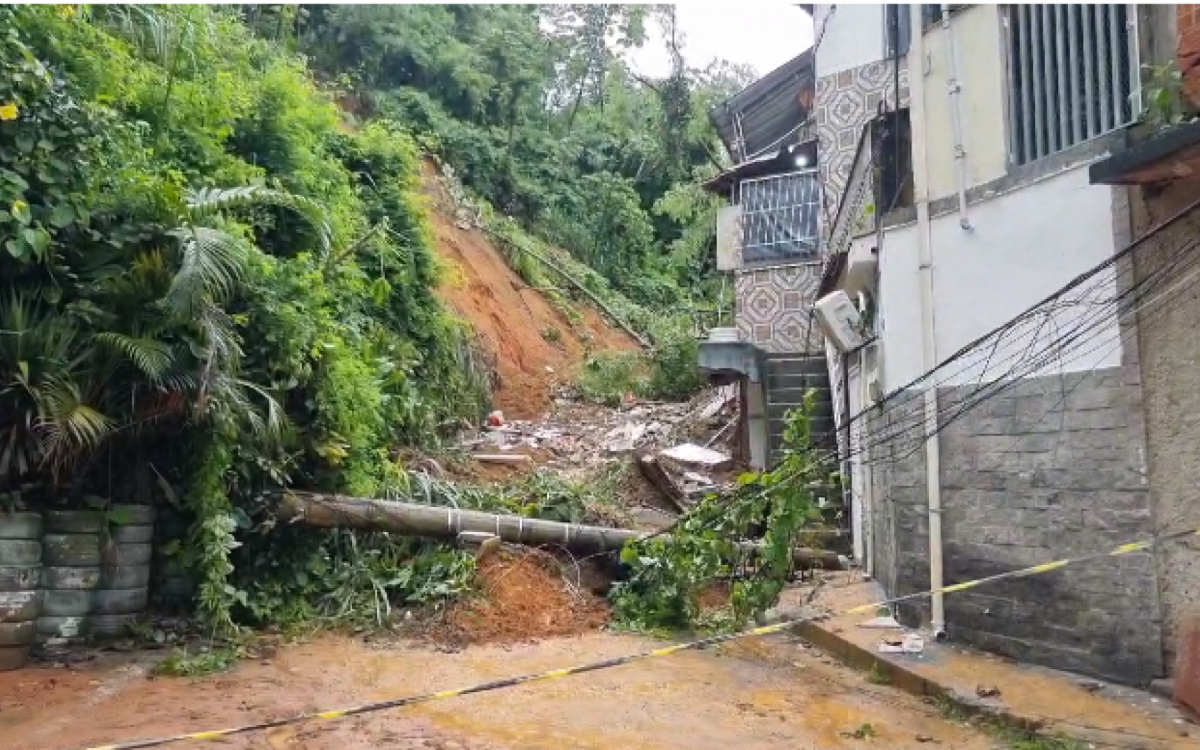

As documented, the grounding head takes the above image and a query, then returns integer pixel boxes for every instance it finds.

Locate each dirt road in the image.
[1,632,1005,750]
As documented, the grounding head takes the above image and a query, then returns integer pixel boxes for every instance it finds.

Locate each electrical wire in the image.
[633,201,1200,553]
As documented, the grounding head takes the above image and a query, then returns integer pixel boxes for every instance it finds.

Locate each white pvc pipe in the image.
[909,3,947,640]
[942,5,973,232]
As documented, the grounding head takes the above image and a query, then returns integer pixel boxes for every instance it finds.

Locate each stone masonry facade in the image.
[869,363,1164,684]
[1130,178,1200,677]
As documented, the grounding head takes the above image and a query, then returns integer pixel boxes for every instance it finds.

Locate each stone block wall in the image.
[937,369,1162,683]
[867,389,930,627]
[868,366,1164,684]
[1130,178,1200,677]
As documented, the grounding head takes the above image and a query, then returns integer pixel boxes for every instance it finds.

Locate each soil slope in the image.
[422,164,639,419]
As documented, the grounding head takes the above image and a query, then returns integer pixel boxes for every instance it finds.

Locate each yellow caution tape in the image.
[75,525,1200,750]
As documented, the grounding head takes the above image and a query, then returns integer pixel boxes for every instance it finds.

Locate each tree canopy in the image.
[0,4,762,635]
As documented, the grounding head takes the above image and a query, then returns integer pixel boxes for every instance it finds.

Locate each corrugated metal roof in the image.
[709,49,814,163]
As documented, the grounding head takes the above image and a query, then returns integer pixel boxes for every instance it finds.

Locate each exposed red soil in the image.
[422,163,639,419]
[434,550,610,647]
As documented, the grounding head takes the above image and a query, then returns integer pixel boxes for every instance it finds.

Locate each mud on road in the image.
[2,631,1005,750]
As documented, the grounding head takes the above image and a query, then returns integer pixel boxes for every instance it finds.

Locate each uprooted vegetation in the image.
[0,4,824,663]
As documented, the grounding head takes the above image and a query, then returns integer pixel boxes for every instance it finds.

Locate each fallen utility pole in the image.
[275,492,847,570]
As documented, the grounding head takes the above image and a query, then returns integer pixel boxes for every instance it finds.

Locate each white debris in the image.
[878,633,925,654]
[659,443,732,471]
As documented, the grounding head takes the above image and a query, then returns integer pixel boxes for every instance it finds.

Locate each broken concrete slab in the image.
[603,422,648,454]
[698,385,737,421]
[659,443,732,471]
[637,452,688,512]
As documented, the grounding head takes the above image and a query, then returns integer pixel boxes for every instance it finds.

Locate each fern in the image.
[94,332,176,379]
[162,226,253,317]
[185,186,335,257]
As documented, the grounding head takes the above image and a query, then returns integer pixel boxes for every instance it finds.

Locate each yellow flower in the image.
[0,103,18,122]
[55,4,76,19]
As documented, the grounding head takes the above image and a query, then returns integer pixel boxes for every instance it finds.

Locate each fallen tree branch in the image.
[479,227,652,349]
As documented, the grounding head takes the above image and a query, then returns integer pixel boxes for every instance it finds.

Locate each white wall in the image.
[878,166,1122,390]
[921,6,1009,201]
[814,4,885,78]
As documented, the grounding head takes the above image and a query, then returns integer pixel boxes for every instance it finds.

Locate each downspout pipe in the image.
[908,3,947,641]
[941,4,973,231]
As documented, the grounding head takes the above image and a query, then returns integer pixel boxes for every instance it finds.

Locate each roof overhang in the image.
[1089,121,1200,186]
[700,139,818,196]
[709,50,814,162]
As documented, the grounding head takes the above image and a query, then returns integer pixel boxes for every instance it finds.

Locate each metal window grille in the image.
[1006,4,1137,165]
[738,169,820,265]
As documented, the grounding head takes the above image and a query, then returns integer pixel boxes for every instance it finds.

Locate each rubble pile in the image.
[456,384,743,516]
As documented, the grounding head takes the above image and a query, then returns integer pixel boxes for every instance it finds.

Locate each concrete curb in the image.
[790,618,1143,748]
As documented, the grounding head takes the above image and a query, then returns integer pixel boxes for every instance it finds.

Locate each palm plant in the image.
[165,186,331,434]
[0,293,107,481]
[0,184,334,487]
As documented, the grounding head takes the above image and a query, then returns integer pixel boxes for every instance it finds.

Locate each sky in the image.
[625,3,815,80]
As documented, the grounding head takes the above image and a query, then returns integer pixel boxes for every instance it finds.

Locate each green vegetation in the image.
[0,3,748,640]
[867,661,892,685]
[612,397,834,631]
[931,695,1088,750]
[154,645,243,678]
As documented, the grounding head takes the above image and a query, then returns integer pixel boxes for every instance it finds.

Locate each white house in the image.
[814,4,1171,685]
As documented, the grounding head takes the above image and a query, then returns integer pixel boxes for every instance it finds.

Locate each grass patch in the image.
[930,695,1088,750]
[154,645,242,678]
[575,351,649,406]
[867,661,892,685]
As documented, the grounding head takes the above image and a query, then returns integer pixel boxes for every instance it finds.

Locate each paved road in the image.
[3,633,1002,750]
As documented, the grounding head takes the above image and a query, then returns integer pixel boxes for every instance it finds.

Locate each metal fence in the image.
[738,169,821,265]
[1005,4,1137,166]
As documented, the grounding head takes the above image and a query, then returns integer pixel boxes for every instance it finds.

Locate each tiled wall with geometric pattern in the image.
[734,262,825,355]
[733,59,907,357]
[814,59,909,227]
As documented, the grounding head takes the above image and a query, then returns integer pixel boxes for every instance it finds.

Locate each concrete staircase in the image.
[764,355,835,467]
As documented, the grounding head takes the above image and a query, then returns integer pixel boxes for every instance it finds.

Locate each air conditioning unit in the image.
[815,290,868,354]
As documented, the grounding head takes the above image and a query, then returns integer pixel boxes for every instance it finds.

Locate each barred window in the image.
[738,170,820,265]
[1006,4,1136,165]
